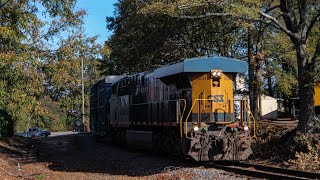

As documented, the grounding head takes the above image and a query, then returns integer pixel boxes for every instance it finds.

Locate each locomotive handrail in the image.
[180,99,230,139]
[179,99,187,138]
[182,98,256,138]
[230,98,256,138]
[183,98,214,138]
[243,100,257,138]
[130,99,185,106]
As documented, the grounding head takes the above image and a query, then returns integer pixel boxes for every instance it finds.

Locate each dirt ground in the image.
[0,134,246,180]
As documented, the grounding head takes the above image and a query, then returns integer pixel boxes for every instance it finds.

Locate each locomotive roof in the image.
[104,75,125,84]
[154,56,247,78]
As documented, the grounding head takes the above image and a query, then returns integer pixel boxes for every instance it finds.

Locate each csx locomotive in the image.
[90,56,256,161]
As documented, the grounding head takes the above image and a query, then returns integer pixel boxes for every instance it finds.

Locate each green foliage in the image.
[106,0,246,74]
[0,0,102,134]
[262,30,298,98]
[36,174,45,179]
[44,34,102,130]
[274,70,298,97]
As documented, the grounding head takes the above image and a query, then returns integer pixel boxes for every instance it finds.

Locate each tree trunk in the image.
[248,26,262,120]
[295,43,317,133]
[248,27,255,115]
[254,56,261,120]
[265,59,273,96]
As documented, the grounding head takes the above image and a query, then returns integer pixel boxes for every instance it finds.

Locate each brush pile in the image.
[251,120,320,173]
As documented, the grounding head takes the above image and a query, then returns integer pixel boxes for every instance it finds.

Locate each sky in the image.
[76,0,118,44]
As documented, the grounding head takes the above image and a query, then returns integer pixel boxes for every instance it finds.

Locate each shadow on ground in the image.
[0,136,34,164]
[34,134,193,176]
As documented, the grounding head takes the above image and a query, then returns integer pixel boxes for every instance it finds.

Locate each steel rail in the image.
[206,161,319,180]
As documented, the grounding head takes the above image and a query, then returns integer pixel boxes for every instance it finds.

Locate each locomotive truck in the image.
[90,56,256,161]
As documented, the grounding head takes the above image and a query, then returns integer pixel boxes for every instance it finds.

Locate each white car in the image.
[27,127,51,137]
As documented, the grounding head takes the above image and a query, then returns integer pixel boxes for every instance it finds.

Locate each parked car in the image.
[27,127,51,137]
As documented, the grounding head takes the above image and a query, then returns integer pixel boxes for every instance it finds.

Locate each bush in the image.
[0,109,14,137]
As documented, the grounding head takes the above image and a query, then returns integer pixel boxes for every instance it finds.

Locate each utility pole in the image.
[80,34,85,131]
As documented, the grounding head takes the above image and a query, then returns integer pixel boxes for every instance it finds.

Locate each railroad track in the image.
[206,161,320,179]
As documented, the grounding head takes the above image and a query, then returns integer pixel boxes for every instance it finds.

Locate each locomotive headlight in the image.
[212,71,217,77]
[244,126,249,131]
[193,125,199,131]
[211,70,222,78]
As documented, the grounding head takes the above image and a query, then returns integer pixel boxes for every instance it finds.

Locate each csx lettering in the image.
[207,95,224,102]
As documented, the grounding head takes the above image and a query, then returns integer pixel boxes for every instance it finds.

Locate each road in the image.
[15,131,77,138]
[50,131,78,137]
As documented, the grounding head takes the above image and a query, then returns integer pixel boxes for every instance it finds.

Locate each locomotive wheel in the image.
[120,130,127,147]
[123,130,127,147]
[155,128,182,155]
[169,129,182,156]
[158,133,170,153]
[152,131,161,153]
[111,129,126,146]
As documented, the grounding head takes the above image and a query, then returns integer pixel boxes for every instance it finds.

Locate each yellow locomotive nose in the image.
[191,69,235,123]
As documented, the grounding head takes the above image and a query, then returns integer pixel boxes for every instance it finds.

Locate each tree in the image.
[264,30,299,99]
[44,33,103,130]
[106,0,246,74]
[0,0,102,133]
[141,0,320,133]
[266,1,320,133]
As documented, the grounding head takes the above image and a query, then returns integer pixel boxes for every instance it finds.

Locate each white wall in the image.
[261,95,278,120]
